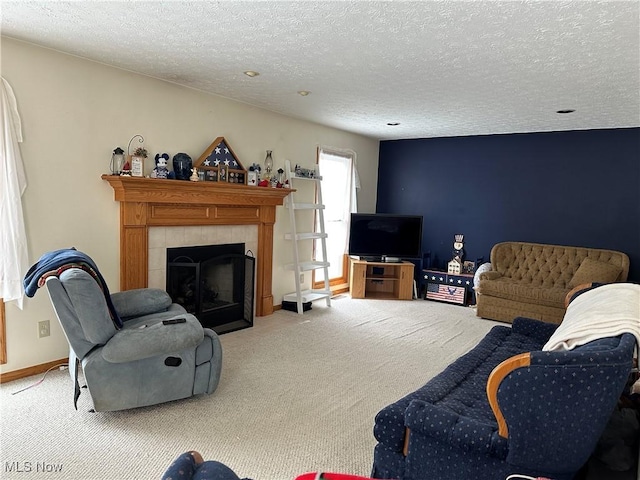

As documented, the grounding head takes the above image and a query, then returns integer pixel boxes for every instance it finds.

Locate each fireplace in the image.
[166,243,255,334]
[101,175,291,317]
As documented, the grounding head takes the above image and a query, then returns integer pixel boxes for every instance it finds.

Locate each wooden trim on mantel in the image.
[102,175,292,317]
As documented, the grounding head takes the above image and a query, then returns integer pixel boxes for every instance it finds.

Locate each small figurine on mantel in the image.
[151,153,171,179]
[248,164,261,186]
[190,168,199,182]
[448,234,465,275]
[120,159,132,176]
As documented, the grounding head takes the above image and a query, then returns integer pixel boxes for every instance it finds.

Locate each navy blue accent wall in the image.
[377,128,640,282]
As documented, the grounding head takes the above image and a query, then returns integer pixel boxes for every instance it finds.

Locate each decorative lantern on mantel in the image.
[264,150,273,177]
[194,137,247,184]
[110,147,125,175]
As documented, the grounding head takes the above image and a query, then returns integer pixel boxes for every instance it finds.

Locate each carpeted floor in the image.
[0,297,499,479]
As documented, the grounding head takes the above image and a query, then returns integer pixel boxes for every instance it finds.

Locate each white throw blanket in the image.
[543,283,640,352]
[543,283,640,393]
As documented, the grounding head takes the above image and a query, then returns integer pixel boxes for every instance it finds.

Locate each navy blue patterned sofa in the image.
[372,283,639,480]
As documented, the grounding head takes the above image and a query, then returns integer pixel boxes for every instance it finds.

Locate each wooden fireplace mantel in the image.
[102,175,292,316]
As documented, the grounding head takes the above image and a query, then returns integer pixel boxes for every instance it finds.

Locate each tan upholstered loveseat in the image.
[476,241,630,324]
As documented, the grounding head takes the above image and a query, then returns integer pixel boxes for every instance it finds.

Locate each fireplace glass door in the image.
[166,244,255,334]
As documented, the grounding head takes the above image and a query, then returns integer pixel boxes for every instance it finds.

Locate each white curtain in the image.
[317,147,359,268]
[1,77,29,308]
[344,151,360,253]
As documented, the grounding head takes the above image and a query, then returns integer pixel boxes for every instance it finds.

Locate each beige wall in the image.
[0,37,379,373]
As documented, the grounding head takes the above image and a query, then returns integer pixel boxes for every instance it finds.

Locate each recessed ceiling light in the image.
[556,109,576,114]
[244,71,260,78]
[387,122,400,126]
[297,90,311,96]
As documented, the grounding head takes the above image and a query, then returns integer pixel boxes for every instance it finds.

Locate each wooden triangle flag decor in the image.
[195,136,247,184]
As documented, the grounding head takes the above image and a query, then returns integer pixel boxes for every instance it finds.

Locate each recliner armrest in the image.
[101,316,204,363]
[110,288,173,319]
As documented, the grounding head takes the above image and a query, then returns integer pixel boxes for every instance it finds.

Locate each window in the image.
[313,147,359,290]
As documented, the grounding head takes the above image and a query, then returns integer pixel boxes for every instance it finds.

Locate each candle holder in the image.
[264,150,273,177]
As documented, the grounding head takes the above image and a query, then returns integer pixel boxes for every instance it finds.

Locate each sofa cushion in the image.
[373,319,551,450]
[568,258,622,288]
[478,277,568,308]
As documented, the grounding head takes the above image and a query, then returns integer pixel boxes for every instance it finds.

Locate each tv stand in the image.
[349,259,414,300]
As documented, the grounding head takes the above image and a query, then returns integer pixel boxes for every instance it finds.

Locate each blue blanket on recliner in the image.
[23,248,123,328]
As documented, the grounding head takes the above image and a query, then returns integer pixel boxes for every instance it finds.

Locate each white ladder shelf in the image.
[283,159,332,314]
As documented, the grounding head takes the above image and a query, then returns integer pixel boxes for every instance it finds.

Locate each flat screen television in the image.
[348,213,423,262]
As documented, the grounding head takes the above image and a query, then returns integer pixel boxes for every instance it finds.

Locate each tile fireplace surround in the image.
[148,225,257,292]
[102,175,292,316]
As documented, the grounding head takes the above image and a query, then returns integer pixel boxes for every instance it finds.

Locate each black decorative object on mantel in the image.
[173,153,193,180]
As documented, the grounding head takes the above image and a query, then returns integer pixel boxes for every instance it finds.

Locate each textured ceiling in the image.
[2,1,639,140]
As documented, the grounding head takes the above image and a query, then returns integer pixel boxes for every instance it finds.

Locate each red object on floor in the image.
[294,474,382,480]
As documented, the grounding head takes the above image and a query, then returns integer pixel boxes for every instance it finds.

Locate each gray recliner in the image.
[45,268,222,412]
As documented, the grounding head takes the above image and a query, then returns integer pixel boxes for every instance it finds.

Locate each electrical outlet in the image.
[38,320,50,338]
[299,273,304,284]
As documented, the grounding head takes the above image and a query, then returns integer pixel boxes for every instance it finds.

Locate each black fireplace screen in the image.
[166,243,255,335]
